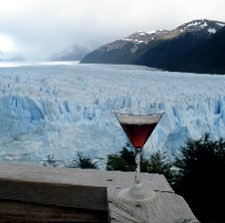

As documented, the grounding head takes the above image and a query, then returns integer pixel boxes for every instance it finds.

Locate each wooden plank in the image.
[0,164,200,223]
[0,200,108,223]
[0,179,108,211]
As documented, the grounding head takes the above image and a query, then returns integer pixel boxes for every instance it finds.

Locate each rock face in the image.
[81,19,225,74]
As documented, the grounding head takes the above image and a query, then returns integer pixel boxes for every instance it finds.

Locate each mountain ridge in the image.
[80,19,225,74]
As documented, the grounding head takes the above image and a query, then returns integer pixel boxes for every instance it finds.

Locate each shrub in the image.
[106,143,175,185]
[146,151,175,185]
[173,133,225,223]
[106,143,136,171]
[43,155,58,167]
[71,152,98,169]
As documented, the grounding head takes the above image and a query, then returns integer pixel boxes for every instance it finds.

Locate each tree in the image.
[173,133,225,223]
[106,143,175,185]
[106,143,136,171]
[145,151,175,185]
[71,152,98,169]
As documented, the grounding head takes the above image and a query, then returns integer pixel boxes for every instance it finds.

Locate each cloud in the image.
[0,0,225,57]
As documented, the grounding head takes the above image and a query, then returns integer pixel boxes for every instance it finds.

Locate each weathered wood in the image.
[0,164,110,222]
[0,179,107,211]
[0,164,200,223]
[0,200,108,222]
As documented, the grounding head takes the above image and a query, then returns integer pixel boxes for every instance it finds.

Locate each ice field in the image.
[0,61,225,166]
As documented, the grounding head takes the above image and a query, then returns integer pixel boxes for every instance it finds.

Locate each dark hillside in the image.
[176,27,225,74]
[134,33,208,71]
[80,19,225,74]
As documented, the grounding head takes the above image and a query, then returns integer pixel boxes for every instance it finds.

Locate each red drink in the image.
[117,114,159,149]
[120,122,157,149]
[114,108,165,203]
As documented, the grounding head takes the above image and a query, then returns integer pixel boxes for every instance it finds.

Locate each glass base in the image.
[118,182,156,204]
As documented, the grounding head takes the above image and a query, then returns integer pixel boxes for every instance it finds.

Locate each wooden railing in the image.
[0,163,199,223]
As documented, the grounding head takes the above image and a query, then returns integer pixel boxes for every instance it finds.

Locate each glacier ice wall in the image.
[0,62,225,166]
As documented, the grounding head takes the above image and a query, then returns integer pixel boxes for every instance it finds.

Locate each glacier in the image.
[0,61,225,167]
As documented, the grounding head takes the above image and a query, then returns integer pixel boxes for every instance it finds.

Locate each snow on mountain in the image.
[175,19,225,37]
[94,30,169,54]
[0,62,225,167]
[101,19,225,50]
[81,19,225,72]
[123,30,169,44]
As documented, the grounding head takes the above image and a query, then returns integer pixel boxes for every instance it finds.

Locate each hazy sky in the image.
[1,0,225,58]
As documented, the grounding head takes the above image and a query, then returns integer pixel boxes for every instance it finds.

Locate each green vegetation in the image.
[173,133,225,223]
[43,152,98,169]
[43,133,225,222]
[71,152,99,169]
[42,155,58,167]
[106,142,175,185]
[107,134,225,223]
[106,143,136,171]
[143,150,175,185]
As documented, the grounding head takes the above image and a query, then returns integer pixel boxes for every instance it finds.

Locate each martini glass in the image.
[114,107,164,203]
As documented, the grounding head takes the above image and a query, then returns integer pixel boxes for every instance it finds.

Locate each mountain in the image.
[134,19,225,73]
[80,19,225,74]
[49,44,92,61]
[49,41,104,61]
[0,51,25,61]
[80,30,169,64]
[170,26,225,74]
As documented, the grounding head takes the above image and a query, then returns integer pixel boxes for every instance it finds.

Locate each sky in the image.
[0,0,225,59]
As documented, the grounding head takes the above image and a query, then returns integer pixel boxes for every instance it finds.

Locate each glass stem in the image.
[134,148,141,184]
